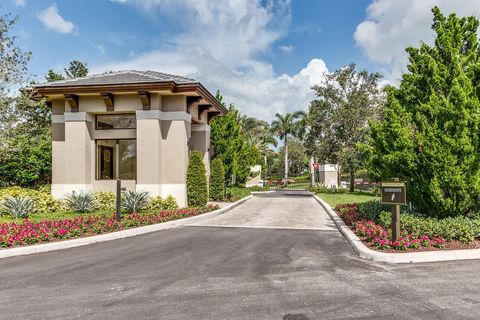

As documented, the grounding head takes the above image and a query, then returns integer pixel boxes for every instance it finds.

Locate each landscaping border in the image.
[314,195,480,264]
[0,195,253,259]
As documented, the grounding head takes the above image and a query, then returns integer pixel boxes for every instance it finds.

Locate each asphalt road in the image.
[0,194,479,319]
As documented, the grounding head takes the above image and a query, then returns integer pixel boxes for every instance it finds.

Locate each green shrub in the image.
[147,195,179,211]
[162,195,179,210]
[94,191,116,212]
[357,200,389,221]
[147,196,164,211]
[378,211,480,243]
[309,185,348,194]
[121,191,149,213]
[64,190,96,213]
[1,196,35,218]
[225,187,250,202]
[0,186,61,213]
[187,151,208,207]
[209,158,225,201]
[248,186,270,192]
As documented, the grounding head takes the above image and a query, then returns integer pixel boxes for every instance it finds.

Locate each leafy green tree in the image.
[187,151,208,207]
[270,111,305,179]
[304,64,383,191]
[0,13,52,187]
[64,60,88,78]
[209,158,225,201]
[278,139,309,176]
[364,8,480,217]
[0,132,51,187]
[0,13,31,135]
[45,69,65,82]
[0,14,30,91]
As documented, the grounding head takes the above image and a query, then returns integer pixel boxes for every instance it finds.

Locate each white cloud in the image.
[95,44,106,55]
[355,0,480,83]
[98,0,328,120]
[12,0,26,7]
[38,4,75,34]
[279,45,293,53]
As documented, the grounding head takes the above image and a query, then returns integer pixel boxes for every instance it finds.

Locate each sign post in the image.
[380,180,406,242]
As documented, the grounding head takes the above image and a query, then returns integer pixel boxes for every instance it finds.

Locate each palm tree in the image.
[270,111,305,180]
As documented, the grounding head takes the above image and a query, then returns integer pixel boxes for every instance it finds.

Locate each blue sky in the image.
[3,0,479,119]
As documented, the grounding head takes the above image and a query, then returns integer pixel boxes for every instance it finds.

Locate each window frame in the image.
[95,138,137,181]
[95,113,137,130]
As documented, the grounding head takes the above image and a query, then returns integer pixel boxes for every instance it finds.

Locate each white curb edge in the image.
[0,195,253,259]
[314,195,480,264]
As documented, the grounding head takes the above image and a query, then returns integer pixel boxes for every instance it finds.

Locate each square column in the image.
[191,124,211,177]
[53,112,93,197]
[135,110,191,207]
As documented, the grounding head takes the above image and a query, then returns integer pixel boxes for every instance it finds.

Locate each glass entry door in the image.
[97,139,136,180]
[99,145,114,179]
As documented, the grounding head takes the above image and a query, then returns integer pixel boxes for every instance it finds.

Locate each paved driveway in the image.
[190,193,336,230]
[0,193,479,319]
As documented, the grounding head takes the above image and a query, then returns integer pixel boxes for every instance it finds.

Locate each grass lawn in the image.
[317,192,378,207]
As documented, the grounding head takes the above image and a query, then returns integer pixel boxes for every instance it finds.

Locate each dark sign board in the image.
[380,181,406,205]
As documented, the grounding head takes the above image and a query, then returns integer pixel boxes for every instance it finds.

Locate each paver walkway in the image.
[189,193,336,230]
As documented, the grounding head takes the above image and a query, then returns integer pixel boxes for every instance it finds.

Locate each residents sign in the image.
[380,181,406,205]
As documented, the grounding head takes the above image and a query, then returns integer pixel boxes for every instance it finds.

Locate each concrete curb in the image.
[314,195,480,264]
[0,196,253,259]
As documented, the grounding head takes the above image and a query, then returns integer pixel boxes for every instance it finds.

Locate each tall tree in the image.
[365,8,480,217]
[0,13,31,134]
[45,69,65,82]
[64,60,88,78]
[305,64,383,191]
[0,13,53,187]
[270,111,305,180]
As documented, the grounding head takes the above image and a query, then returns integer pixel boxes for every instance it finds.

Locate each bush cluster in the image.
[225,187,251,202]
[336,200,480,246]
[336,203,448,250]
[147,195,179,211]
[93,191,116,211]
[378,211,480,243]
[0,186,62,214]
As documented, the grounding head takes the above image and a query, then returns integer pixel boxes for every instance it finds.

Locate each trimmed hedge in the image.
[187,151,208,207]
[210,158,225,201]
[225,187,251,202]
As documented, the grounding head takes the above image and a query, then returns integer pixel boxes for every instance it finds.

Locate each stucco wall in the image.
[50,93,209,207]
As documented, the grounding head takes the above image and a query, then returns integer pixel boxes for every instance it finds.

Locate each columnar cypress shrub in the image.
[187,151,208,207]
[210,158,225,201]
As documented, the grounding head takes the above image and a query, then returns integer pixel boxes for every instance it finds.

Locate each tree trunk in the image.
[284,136,288,180]
[349,166,355,192]
[337,164,342,188]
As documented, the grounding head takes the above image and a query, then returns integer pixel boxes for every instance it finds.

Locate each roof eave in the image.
[31,81,227,114]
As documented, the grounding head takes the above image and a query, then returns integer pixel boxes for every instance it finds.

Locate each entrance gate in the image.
[265,174,311,191]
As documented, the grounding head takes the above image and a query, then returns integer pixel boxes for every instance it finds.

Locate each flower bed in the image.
[0,206,218,248]
[335,203,480,252]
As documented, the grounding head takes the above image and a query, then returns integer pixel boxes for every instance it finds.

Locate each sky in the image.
[3,0,480,120]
